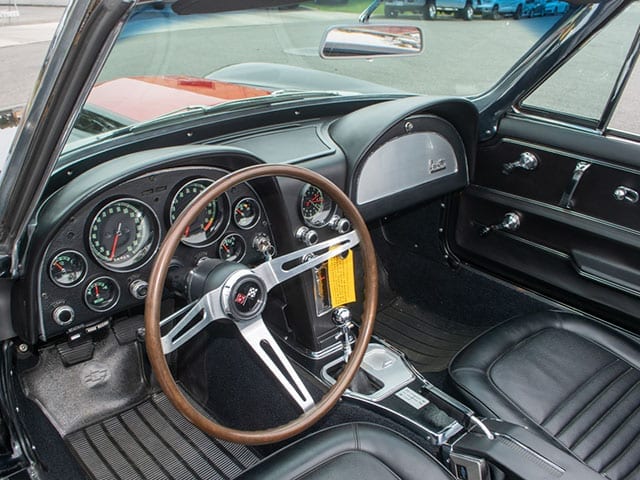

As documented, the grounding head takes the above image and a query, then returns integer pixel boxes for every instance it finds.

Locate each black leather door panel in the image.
[450,115,640,330]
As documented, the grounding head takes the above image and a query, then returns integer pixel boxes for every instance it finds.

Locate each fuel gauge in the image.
[49,250,87,287]
[233,198,260,230]
[85,277,120,312]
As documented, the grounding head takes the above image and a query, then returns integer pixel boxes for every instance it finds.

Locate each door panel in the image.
[450,115,640,332]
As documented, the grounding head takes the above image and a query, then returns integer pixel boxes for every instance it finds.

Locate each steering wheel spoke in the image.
[253,229,359,291]
[160,289,224,354]
[237,316,315,412]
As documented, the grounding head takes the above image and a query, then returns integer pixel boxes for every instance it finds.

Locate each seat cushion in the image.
[449,310,640,480]
[237,423,454,480]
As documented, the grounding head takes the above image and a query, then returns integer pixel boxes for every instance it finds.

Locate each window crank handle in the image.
[480,212,521,237]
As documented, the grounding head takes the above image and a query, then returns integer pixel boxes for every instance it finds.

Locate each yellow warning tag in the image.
[327,249,356,307]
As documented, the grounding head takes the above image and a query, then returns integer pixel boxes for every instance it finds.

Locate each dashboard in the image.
[15,96,478,348]
[38,164,275,340]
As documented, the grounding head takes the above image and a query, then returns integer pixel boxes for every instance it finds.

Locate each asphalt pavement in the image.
[0,5,64,108]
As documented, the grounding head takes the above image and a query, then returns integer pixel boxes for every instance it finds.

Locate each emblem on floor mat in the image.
[81,363,110,388]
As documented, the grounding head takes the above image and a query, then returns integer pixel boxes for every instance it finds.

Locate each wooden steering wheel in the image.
[145,164,378,445]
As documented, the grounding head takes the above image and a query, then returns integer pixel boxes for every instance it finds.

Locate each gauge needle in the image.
[204,218,214,232]
[109,222,122,261]
[94,284,99,296]
[53,261,65,272]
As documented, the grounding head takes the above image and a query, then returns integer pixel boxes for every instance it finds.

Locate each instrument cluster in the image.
[38,166,275,341]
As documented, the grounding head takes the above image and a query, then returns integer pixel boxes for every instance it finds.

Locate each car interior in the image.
[0,1,639,479]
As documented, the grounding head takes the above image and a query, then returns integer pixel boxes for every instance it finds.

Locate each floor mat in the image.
[66,392,260,480]
[375,297,489,372]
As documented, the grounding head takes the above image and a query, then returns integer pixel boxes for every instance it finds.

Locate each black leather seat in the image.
[449,310,640,480]
[237,423,454,480]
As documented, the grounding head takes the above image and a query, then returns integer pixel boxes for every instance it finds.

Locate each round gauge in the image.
[218,234,246,262]
[170,179,224,247]
[84,277,120,312]
[300,184,335,228]
[233,198,261,230]
[89,199,159,272]
[49,250,87,287]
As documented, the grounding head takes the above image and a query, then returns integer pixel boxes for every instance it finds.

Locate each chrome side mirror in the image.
[320,25,423,59]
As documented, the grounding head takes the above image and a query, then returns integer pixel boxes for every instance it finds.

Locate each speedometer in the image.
[88,199,159,272]
[300,184,335,228]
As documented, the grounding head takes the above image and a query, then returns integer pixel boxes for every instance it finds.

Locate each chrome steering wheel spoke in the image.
[253,230,359,291]
[237,315,315,412]
[160,288,224,354]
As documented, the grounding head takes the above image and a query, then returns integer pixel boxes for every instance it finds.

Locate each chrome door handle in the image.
[613,186,639,204]
[503,152,539,175]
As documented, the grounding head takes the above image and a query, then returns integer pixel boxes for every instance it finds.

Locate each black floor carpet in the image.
[371,201,552,375]
[376,297,487,372]
[66,392,259,480]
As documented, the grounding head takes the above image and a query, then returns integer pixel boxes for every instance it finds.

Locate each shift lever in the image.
[332,307,353,363]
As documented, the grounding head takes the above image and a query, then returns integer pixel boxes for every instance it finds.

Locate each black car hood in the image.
[206,63,403,95]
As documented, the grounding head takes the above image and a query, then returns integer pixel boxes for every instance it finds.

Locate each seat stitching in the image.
[601,426,640,478]
[555,367,633,439]
[568,375,640,451]
[541,358,621,427]
[583,392,640,464]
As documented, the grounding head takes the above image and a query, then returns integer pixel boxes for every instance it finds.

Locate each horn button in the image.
[221,271,267,321]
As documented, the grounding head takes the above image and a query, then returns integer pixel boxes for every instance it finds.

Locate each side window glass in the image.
[608,58,640,138]
[521,2,639,123]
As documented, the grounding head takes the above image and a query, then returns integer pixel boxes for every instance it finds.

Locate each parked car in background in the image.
[475,0,526,19]
[384,0,475,20]
[543,0,569,15]
[523,0,545,16]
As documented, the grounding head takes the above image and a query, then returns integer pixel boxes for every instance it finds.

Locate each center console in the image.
[292,306,605,480]
[321,342,464,446]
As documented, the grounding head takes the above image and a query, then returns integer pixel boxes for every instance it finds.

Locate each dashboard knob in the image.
[295,226,319,246]
[52,305,75,326]
[329,216,351,234]
[129,279,149,300]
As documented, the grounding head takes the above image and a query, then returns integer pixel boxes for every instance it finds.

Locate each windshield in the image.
[61,0,563,153]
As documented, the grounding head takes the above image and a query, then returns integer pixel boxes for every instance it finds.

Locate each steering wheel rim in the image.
[145,163,378,445]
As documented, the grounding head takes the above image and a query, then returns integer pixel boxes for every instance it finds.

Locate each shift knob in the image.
[332,307,352,327]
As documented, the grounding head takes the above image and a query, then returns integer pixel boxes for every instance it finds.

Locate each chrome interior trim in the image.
[321,343,415,402]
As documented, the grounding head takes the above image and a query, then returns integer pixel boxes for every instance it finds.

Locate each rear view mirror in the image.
[320,25,423,59]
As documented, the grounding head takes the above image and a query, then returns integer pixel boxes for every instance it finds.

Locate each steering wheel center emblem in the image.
[222,272,267,321]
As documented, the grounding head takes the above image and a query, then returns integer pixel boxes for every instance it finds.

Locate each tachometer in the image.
[300,184,335,227]
[89,199,159,272]
[49,250,87,287]
[170,179,224,247]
